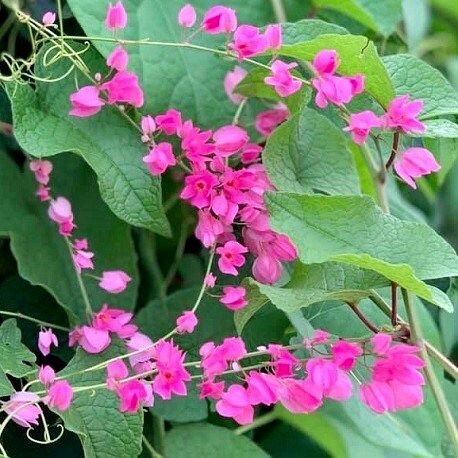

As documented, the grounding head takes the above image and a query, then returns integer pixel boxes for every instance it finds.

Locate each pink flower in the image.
[178,4,196,28]
[216,241,248,275]
[42,11,56,26]
[216,384,254,425]
[390,379,423,410]
[176,310,198,334]
[156,109,182,135]
[198,379,225,399]
[126,332,155,368]
[36,185,51,201]
[304,329,330,348]
[92,305,136,337]
[264,24,282,50]
[152,340,191,400]
[143,142,176,176]
[277,378,322,414]
[267,344,297,378]
[252,253,282,284]
[200,337,247,378]
[38,328,58,356]
[312,49,340,77]
[141,115,156,137]
[265,60,302,97]
[220,286,247,310]
[371,333,392,355]
[331,340,363,371]
[3,392,41,428]
[255,104,289,136]
[360,381,395,414]
[39,365,56,386]
[102,71,144,107]
[246,371,279,406]
[202,6,237,34]
[117,380,151,413]
[45,380,73,411]
[241,143,263,164]
[382,95,425,133]
[204,273,217,288]
[270,233,297,261]
[78,326,111,354]
[29,159,53,185]
[343,110,382,144]
[195,210,225,247]
[106,360,129,390]
[229,25,268,60]
[73,238,88,250]
[69,85,105,118]
[99,270,132,294]
[73,249,95,272]
[393,147,440,189]
[180,170,218,208]
[213,125,249,156]
[106,46,129,71]
[224,66,247,104]
[211,193,238,225]
[105,1,127,30]
[312,74,365,109]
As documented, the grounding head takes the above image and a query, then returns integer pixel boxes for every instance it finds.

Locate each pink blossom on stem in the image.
[360,381,396,414]
[255,104,289,136]
[105,1,128,30]
[156,109,182,135]
[117,380,152,413]
[213,125,249,156]
[312,74,365,109]
[126,332,155,368]
[264,24,282,50]
[141,115,156,137]
[78,326,111,354]
[38,328,58,356]
[92,305,136,337]
[176,310,198,334]
[195,210,225,247]
[45,380,73,411]
[224,66,247,104]
[220,286,247,310]
[312,49,340,77]
[106,360,129,390]
[204,272,217,288]
[246,371,279,406]
[3,392,41,428]
[180,170,218,208]
[102,71,144,108]
[265,60,302,97]
[216,384,254,425]
[74,238,89,250]
[36,185,51,201]
[216,241,248,275]
[267,344,298,378]
[393,147,440,189]
[69,85,105,118]
[106,46,129,71]
[252,253,282,284]
[343,110,382,144]
[202,6,237,34]
[229,25,268,60]
[331,340,363,371]
[304,329,330,348]
[73,249,95,272]
[382,95,425,134]
[30,160,53,185]
[198,379,225,399]
[371,333,392,355]
[178,4,197,28]
[39,365,56,386]
[42,12,56,26]
[143,142,177,176]
[241,143,263,164]
[99,270,132,294]
[277,378,322,414]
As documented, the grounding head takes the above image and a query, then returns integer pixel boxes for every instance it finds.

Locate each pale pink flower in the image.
[224,66,247,105]
[198,379,225,399]
[106,360,129,390]
[213,125,249,156]
[42,12,56,26]
[29,160,53,185]
[178,4,196,28]
[393,147,440,189]
[382,95,425,133]
[73,238,88,250]
[220,286,247,310]
[195,210,225,247]
[229,25,268,60]
[312,74,364,109]
[156,109,182,135]
[180,170,218,208]
[312,49,340,77]
[99,270,131,294]
[264,24,282,50]
[45,380,73,411]
[255,104,289,136]
[390,379,423,410]
[105,1,128,30]
[102,71,144,107]
[371,333,392,355]
[141,115,156,136]
[270,233,297,261]
[36,185,51,201]
[277,378,322,414]
[265,60,302,97]
[331,340,363,371]
[117,380,151,413]
[126,332,155,368]
[180,121,215,163]
[216,384,254,425]
[78,326,111,354]
[360,381,395,414]
[38,328,58,356]
[3,392,41,428]
[204,272,217,288]
[92,305,136,337]
[143,142,176,176]
[69,85,105,118]
[106,46,129,71]
[73,249,95,272]
[176,310,198,334]
[38,365,56,386]
[48,197,73,225]
[252,253,282,285]
[200,337,246,378]
[304,329,330,348]
[202,6,237,34]
[241,143,263,164]
[343,110,382,144]
[246,371,279,406]
[216,241,248,275]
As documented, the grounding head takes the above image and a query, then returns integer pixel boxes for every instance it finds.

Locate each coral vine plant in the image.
[0,1,457,457]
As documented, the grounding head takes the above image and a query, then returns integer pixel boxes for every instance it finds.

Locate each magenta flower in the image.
[267,344,298,378]
[224,66,247,105]
[45,380,73,411]
[216,384,254,425]
[42,11,56,26]
[264,24,282,50]
[73,248,95,272]
[38,328,58,356]
[99,270,132,294]
[77,326,111,354]
[246,371,279,406]
[69,85,105,118]
[105,1,128,30]
[276,378,322,414]
[202,6,237,34]
[200,337,246,378]
[216,241,248,275]
[180,170,218,209]
[141,115,156,137]
[29,159,53,185]
[265,60,302,97]
[117,380,152,413]
[211,193,238,225]
[178,4,197,28]
[213,125,249,156]
[198,379,225,400]
[252,253,282,284]
[195,210,225,247]
[229,25,268,60]
[38,365,56,386]
[36,184,51,202]
[176,310,198,334]
[343,110,382,144]
[382,95,425,134]
[102,71,144,108]
[331,340,363,371]
[106,360,129,390]
[393,147,440,189]
[270,233,298,261]
[143,142,176,176]
[204,272,217,288]
[312,49,340,77]
[155,109,182,135]
[312,74,364,108]
[220,286,247,310]
[106,46,129,71]
[92,305,136,338]
[371,333,392,355]
[240,143,263,164]
[126,332,155,368]
[360,381,396,414]
[255,104,289,137]
[3,392,41,428]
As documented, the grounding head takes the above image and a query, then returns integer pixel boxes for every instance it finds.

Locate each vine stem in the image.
[142,435,163,458]
[270,0,287,23]
[402,289,458,454]
[347,302,379,333]
[385,131,400,170]
[235,411,277,435]
[0,310,69,332]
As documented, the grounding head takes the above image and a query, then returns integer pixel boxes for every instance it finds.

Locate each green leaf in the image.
[164,423,269,458]
[6,45,170,236]
[55,340,143,458]
[419,119,458,138]
[0,152,138,323]
[266,192,458,310]
[264,108,360,195]
[279,34,395,107]
[423,137,458,188]
[281,19,348,44]
[383,54,458,120]
[0,319,36,396]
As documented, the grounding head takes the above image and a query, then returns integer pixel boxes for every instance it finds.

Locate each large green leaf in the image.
[281,19,348,44]
[164,423,269,458]
[265,192,458,310]
[264,108,360,195]
[0,152,138,323]
[0,319,36,397]
[383,54,458,120]
[6,45,169,236]
[279,34,395,107]
[55,340,143,458]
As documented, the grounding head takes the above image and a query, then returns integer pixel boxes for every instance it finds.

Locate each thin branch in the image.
[0,310,69,332]
[391,281,398,326]
[347,302,379,333]
[385,131,400,170]
[270,0,287,23]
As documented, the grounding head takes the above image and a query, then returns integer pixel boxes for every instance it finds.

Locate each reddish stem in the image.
[385,131,401,170]
[347,302,379,333]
